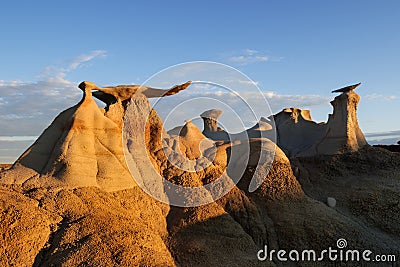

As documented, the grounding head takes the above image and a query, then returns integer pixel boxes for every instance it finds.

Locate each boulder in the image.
[327,197,337,208]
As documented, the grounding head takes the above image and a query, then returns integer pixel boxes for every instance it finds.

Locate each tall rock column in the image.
[315,90,368,154]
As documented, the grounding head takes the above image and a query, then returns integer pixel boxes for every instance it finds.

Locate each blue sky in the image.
[0,0,399,162]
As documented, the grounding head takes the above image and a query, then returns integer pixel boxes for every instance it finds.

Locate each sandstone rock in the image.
[176,120,214,160]
[331,82,361,93]
[200,109,229,140]
[200,109,274,141]
[1,80,398,267]
[273,88,368,157]
[0,186,54,266]
[79,80,192,104]
[314,90,367,155]
[0,81,191,192]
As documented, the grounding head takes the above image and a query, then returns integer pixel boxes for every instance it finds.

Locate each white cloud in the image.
[228,49,269,65]
[0,136,38,141]
[0,50,106,136]
[230,55,269,64]
[68,50,106,70]
[3,112,43,120]
[238,80,260,86]
[364,94,397,101]
[364,130,400,138]
[39,50,106,78]
[244,49,258,56]
[0,78,80,135]
[365,130,400,145]
[261,91,331,109]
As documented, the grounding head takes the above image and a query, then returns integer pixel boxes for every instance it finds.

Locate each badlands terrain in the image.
[0,81,399,266]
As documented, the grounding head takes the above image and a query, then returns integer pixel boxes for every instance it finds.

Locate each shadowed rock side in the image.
[123,96,299,266]
[289,147,400,254]
[147,124,303,267]
[274,89,368,157]
[0,81,399,266]
[331,82,361,93]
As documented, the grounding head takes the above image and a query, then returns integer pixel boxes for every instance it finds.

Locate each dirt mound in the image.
[292,146,400,245]
[374,144,400,153]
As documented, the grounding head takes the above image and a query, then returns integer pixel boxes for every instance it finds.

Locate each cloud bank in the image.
[365,130,400,145]
[228,49,269,65]
[364,94,397,101]
[0,50,106,136]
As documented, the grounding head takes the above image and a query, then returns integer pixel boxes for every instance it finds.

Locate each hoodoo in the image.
[0,81,191,191]
[273,83,368,157]
[200,109,274,141]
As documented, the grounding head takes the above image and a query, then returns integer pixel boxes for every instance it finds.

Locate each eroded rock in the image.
[273,87,368,157]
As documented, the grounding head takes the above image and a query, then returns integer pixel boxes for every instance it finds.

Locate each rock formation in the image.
[273,86,368,157]
[198,85,367,158]
[0,81,399,267]
[0,81,191,191]
[331,82,361,93]
[313,89,367,154]
[200,109,229,140]
[200,109,274,141]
